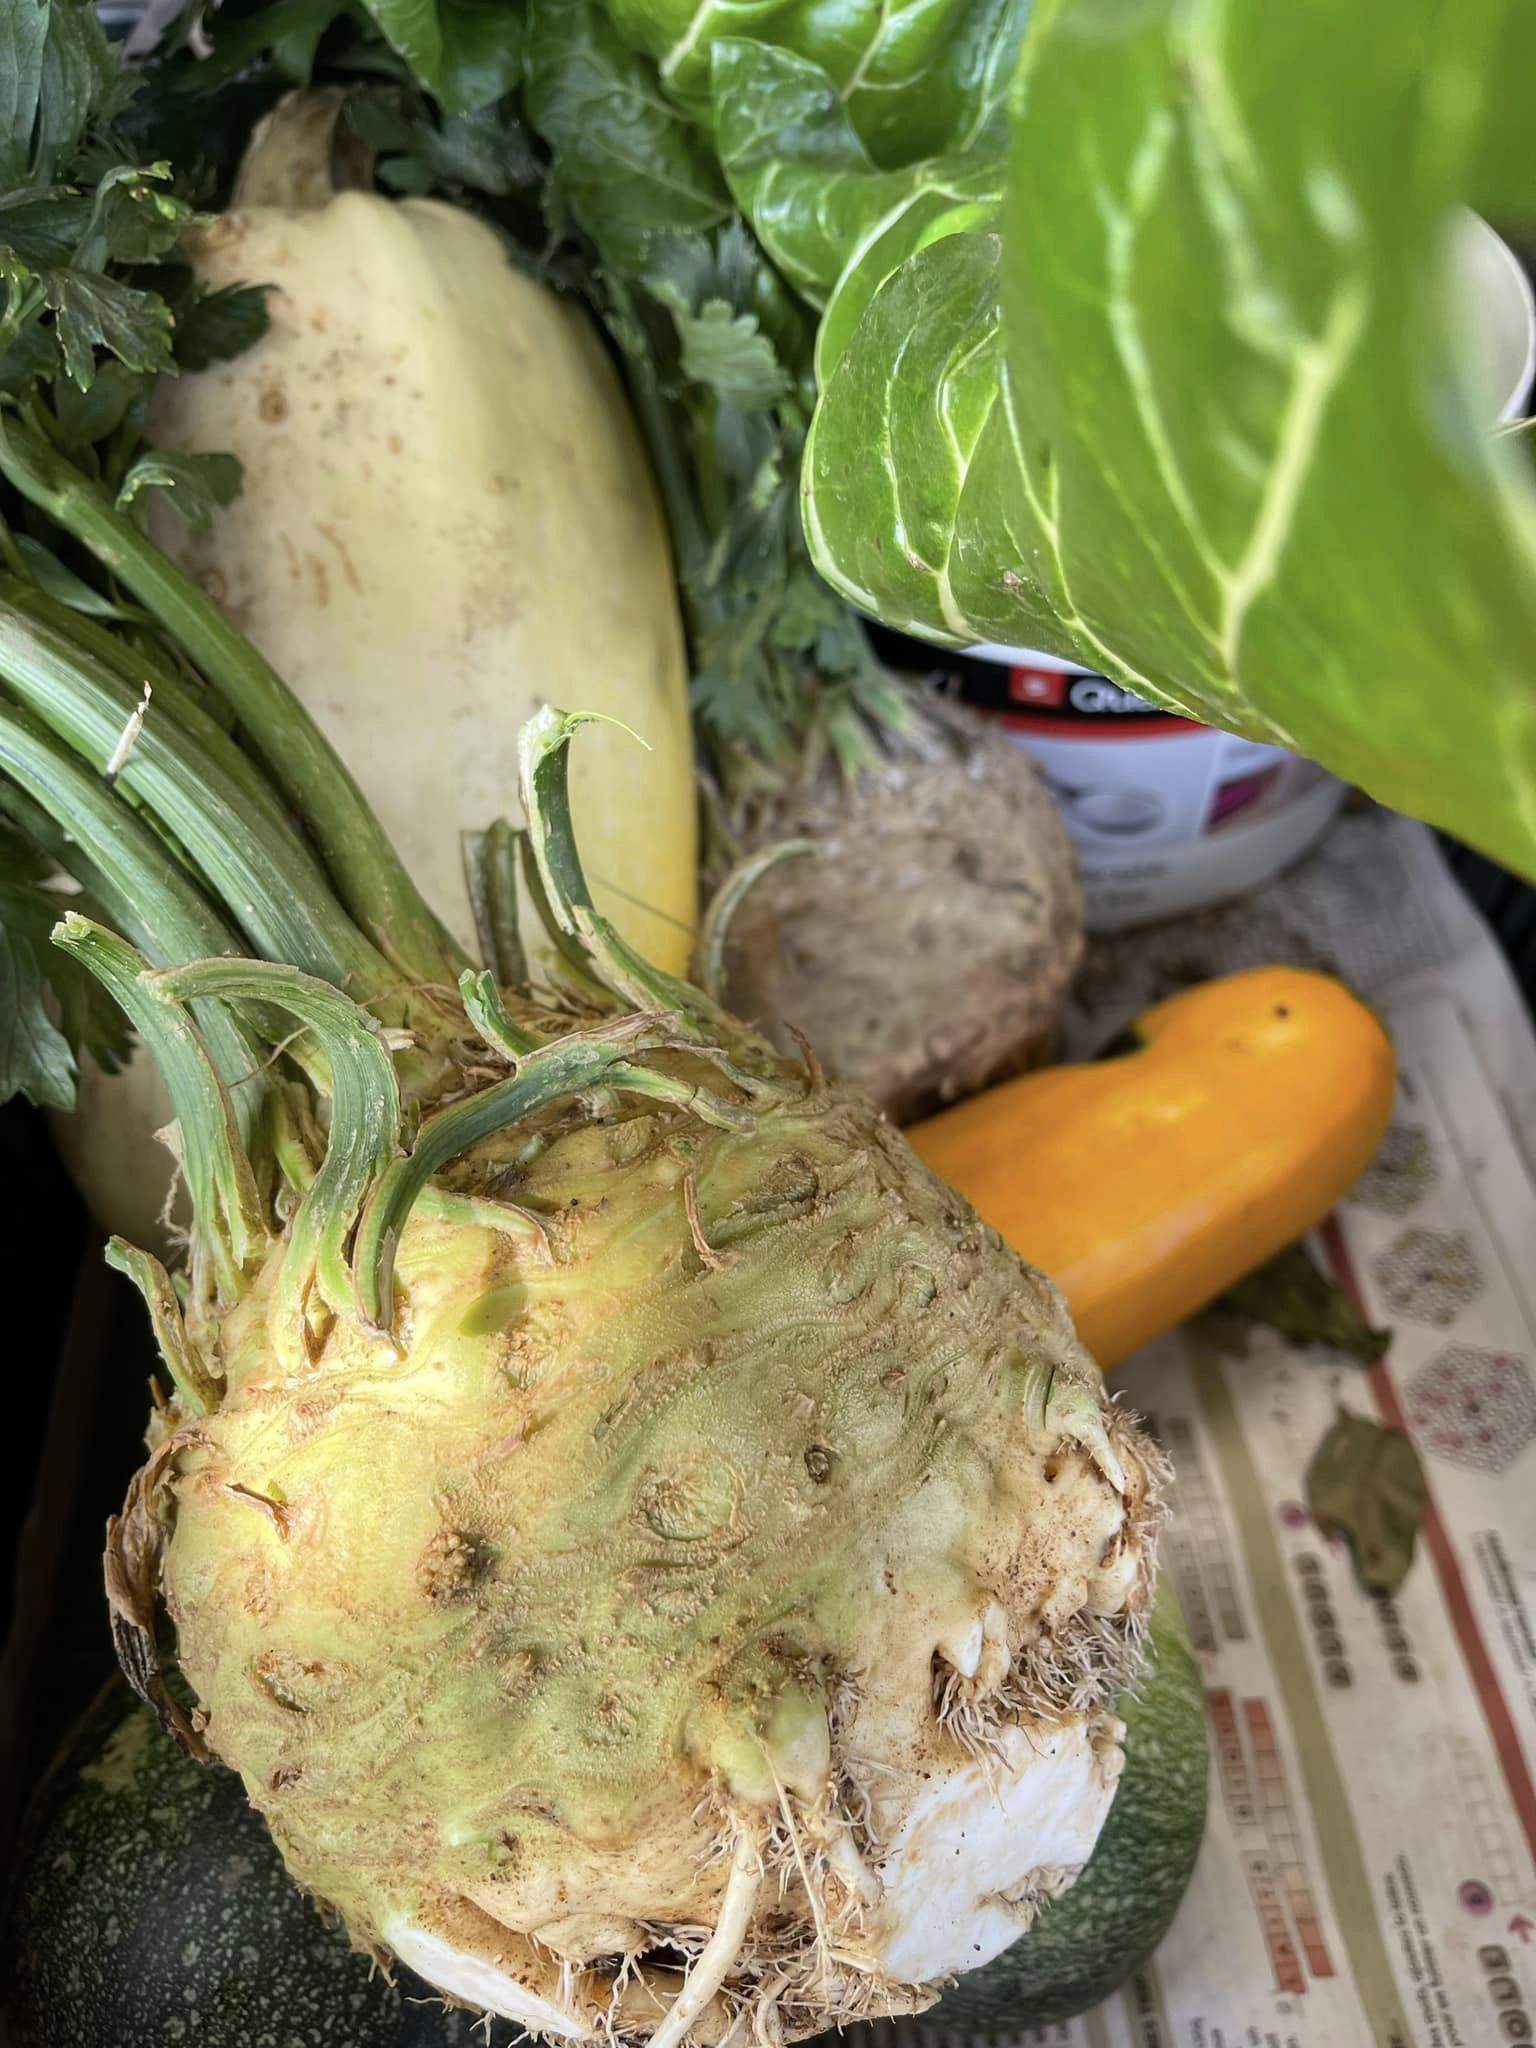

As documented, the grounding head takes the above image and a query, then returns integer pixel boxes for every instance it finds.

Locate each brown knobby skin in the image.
[711,697,1083,1125]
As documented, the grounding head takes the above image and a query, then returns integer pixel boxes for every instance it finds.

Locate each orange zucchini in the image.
[908,967,1396,1370]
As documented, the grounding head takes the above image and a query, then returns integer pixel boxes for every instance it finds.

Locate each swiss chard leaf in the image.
[709,37,1003,317]
[803,0,1536,879]
[393,0,1027,163]
[604,0,1025,166]
[523,0,730,265]
[363,0,525,114]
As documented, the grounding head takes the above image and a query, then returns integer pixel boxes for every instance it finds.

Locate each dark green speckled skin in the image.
[0,1685,517,2048]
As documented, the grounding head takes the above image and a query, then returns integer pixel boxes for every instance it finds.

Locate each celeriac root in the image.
[647,1834,764,2048]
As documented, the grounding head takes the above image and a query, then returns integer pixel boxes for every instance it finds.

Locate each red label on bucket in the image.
[1002,666,1200,738]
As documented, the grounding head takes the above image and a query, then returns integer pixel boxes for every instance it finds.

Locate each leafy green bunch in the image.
[0,0,274,1111]
[0,1,267,500]
[20,0,1536,899]
[364,0,1536,878]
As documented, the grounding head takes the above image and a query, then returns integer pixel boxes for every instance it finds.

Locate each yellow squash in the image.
[908,967,1397,1369]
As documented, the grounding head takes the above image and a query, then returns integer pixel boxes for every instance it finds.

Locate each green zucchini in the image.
[0,1684,508,2048]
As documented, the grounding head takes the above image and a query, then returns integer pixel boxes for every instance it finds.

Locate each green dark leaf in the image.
[0,0,51,193]
[669,300,787,409]
[0,0,120,191]
[0,185,95,267]
[641,238,792,412]
[690,664,790,757]
[767,562,850,651]
[77,161,189,268]
[350,90,538,196]
[524,0,730,265]
[1221,1242,1391,1364]
[1306,1410,1427,1596]
[364,0,525,113]
[0,895,77,1108]
[271,0,357,83]
[0,103,183,286]
[172,282,272,373]
[52,353,145,442]
[362,0,452,95]
[34,0,121,182]
[0,244,39,329]
[434,0,527,112]
[803,0,1536,881]
[174,0,355,95]
[0,873,132,1110]
[116,449,243,531]
[13,534,141,619]
[511,2,910,777]
[0,314,59,392]
[0,817,51,887]
[44,264,174,389]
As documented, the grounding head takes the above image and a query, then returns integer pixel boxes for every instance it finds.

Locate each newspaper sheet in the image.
[887,806,1536,2048]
